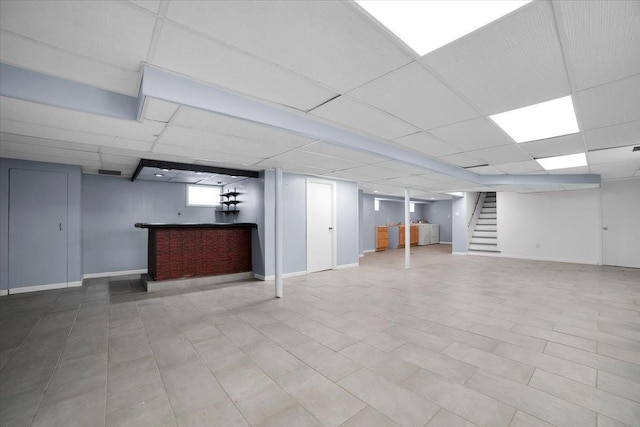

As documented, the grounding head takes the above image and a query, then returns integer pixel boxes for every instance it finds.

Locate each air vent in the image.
[633,146,640,152]
[98,169,122,176]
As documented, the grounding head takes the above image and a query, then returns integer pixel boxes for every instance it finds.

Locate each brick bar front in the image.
[136,223,256,281]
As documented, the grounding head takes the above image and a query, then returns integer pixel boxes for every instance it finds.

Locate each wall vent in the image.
[98,169,122,176]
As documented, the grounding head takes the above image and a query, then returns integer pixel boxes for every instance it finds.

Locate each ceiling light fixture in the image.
[355,0,531,56]
[489,95,579,143]
[154,173,164,177]
[161,168,170,172]
[536,153,587,170]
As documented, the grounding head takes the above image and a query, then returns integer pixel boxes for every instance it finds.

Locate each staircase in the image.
[469,192,500,253]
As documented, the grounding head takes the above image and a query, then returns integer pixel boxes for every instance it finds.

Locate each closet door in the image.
[9,169,68,292]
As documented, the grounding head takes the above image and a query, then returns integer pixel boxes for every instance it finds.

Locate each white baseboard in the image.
[363,249,375,253]
[359,254,364,258]
[0,290,8,297]
[439,241,452,245]
[452,252,468,256]
[254,270,308,281]
[9,282,68,294]
[83,269,147,279]
[68,280,83,288]
[481,253,599,266]
[335,262,359,269]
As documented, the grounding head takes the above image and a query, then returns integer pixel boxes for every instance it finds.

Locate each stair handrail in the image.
[467,192,487,249]
[468,192,482,228]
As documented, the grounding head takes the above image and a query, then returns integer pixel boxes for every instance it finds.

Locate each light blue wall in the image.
[82,174,262,275]
[282,173,307,274]
[451,196,467,253]
[361,193,375,252]
[424,200,453,243]
[336,180,359,266]
[1,158,83,291]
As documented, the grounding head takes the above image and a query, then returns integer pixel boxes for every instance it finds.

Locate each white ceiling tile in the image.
[349,63,479,129]
[152,23,337,112]
[381,174,438,187]
[584,120,640,151]
[429,117,513,151]
[100,146,197,166]
[375,161,430,175]
[0,149,101,169]
[577,74,640,130]
[100,154,140,168]
[173,107,314,149]
[556,0,640,90]
[144,98,180,123]
[519,134,585,158]
[0,97,164,142]
[437,152,484,168]
[560,184,600,191]
[423,172,466,183]
[0,1,156,70]
[393,132,461,157]
[321,170,378,183]
[256,150,362,172]
[153,144,259,167]
[590,159,640,174]
[0,140,100,162]
[310,96,417,140]
[423,1,570,114]
[468,144,531,165]
[165,1,412,93]
[588,145,639,165]
[0,132,99,152]
[600,170,637,180]
[129,0,161,14]
[301,141,387,164]
[465,165,504,175]
[0,31,140,96]
[339,164,405,180]
[495,160,544,174]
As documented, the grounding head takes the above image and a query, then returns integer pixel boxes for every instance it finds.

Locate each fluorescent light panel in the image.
[490,95,579,143]
[356,0,531,56]
[536,153,587,170]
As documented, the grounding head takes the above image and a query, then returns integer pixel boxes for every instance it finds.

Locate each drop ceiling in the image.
[1,0,639,199]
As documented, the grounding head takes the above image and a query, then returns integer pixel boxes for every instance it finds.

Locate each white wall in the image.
[497,189,601,265]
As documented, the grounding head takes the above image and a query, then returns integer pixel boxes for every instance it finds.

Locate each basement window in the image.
[374,198,380,211]
[187,185,221,207]
[410,202,415,213]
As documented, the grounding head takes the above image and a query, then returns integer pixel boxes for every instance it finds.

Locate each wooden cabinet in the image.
[376,226,388,251]
[398,225,419,247]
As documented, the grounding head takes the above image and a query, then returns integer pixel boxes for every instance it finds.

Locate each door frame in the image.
[306,178,337,272]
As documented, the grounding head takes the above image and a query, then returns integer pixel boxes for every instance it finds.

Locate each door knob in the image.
[328,227,333,230]
[602,226,608,231]
[59,223,62,231]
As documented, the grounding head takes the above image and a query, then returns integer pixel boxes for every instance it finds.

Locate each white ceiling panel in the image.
[129,0,161,14]
[152,23,337,112]
[100,154,141,168]
[339,164,405,180]
[0,97,164,142]
[349,63,479,130]
[584,120,640,151]
[590,159,640,174]
[588,164,637,181]
[556,0,640,90]
[577,74,640,130]
[375,161,431,175]
[0,119,153,152]
[423,172,468,183]
[423,1,569,114]
[0,31,140,96]
[157,126,293,159]
[466,165,504,175]
[0,149,101,170]
[257,150,362,172]
[321,170,378,183]
[495,160,544,174]
[153,144,260,167]
[380,174,438,187]
[429,117,514,151]
[519,133,585,158]
[393,132,461,157]
[0,140,100,163]
[144,98,180,123]
[310,96,417,140]
[438,152,486,168]
[301,141,387,165]
[0,132,99,152]
[468,144,532,165]
[547,166,590,175]
[588,145,639,165]
[0,1,156,70]
[173,107,314,149]
[165,1,412,93]
[100,146,195,166]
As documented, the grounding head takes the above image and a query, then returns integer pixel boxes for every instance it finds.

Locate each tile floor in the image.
[1,245,639,427]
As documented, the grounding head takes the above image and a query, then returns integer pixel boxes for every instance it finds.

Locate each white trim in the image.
[335,263,359,269]
[363,249,375,253]
[0,290,8,297]
[439,241,452,245]
[83,269,147,279]
[452,252,468,256]
[67,280,82,288]
[9,282,67,294]
[255,271,307,281]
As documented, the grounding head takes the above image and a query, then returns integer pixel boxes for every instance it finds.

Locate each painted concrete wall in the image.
[336,179,359,266]
[451,196,467,254]
[497,189,601,265]
[423,200,452,243]
[1,158,83,291]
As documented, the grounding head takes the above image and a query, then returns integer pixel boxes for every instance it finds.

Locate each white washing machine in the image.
[430,224,440,244]
[417,224,431,245]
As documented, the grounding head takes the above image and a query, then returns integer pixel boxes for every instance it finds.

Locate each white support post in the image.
[275,168,283,298]
[405,188,410,269]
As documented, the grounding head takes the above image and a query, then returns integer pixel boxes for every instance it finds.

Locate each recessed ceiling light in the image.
[355,0,531,56]
[195,172,204,175]
[490,95,579,143]
[154,173,164,177]
[231,176,237,178]
[536,153,587,170]
[161,168,170,172]
[373,190,379,193]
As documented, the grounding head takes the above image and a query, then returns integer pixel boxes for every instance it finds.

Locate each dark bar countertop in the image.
[135,223,257,229]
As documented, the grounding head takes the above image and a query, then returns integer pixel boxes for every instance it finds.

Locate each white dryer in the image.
[417,224,431,245]
[430,224,440,244]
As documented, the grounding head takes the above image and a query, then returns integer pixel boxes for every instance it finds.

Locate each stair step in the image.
[471,237,497,244]
[475,225,497,231]
[477,219,497,225]
[483,202,496,208]
[479,213,497,219]
[482,207,497,214]
[469,244,500,252]
[473,231,497,238]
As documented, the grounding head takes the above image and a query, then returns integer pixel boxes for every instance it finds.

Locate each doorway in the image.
[9,169,68,293]
[306,179,335,273]
[601,179,640,268]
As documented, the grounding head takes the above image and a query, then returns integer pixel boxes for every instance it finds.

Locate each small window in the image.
[374,198,380,211]
[187,185,221,207]
[410,202,415,213]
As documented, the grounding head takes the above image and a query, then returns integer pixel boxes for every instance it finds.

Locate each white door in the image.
[307,180,334,273]
[601,179,640,268]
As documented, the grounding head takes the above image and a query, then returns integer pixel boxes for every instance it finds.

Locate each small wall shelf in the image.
[220,189,241,214]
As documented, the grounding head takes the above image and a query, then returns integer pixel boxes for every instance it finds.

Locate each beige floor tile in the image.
[360,331,406,353]
[402,369,514,427]
[148,333,198,369]
[40,352,107,407]
[442,342,533,383]
[176,398,248,427]
[32,388,106,427]
[509,410,553,427]
[597,342,640,365]
[545,342,640,381]
[291,341,361,381]
[241,339,303,379]
[466,370,596,427]
[529,369,640,426]
[427,323,499,352]
[598,370,640,403]
[382,325,451,352]
[554,323,640,351]
[339,342,418,384]
[425,408,477,427]
[106,393,176,427]
[256,404,320,427]
[217,318,267,347]
[468,324,547,352]
[339,406,400,427]
[392,342,477,384]
[257,322,312,350]
[511,324,596,352]
[597,414,630,427]
[108,331,153,366]
[107,355,164,413]
[338,368,439,427]
[0,389,43,426]
[161,361,228,416]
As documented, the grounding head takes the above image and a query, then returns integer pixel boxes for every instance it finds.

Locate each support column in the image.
[405,188,410,269]
[275,168,283,298]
